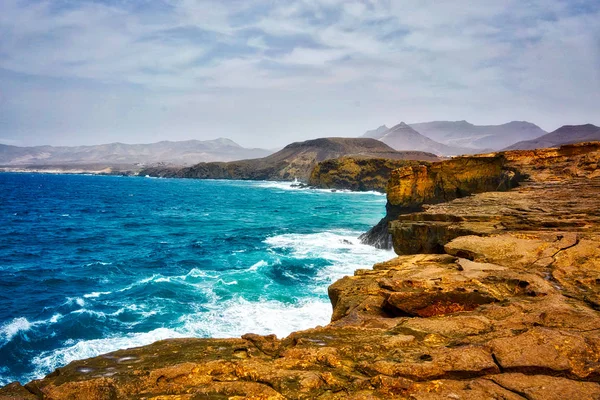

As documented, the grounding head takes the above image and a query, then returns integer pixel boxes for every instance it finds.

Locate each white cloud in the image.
[0,0,599,147]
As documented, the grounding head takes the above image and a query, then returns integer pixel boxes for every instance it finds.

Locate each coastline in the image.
[2,143,600,399]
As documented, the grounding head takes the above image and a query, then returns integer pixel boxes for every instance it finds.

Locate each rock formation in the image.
[308,157,435,192]
[140,138,439,182]
[2,142,600,400]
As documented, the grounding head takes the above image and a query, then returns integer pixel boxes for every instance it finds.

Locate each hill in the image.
[140,137,440,181]
[504,124,600,150]
[0,138,272,167]
[409,120,547,150]
[362,122,474,156]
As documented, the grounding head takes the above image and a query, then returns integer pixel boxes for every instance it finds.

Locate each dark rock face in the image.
[3,143,600,399]
[140,137,438,182]
[308,156,437,192]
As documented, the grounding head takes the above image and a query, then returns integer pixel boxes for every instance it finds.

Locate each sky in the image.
[0,0,599,148]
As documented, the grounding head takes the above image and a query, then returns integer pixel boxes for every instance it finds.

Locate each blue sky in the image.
[0,0,599,147]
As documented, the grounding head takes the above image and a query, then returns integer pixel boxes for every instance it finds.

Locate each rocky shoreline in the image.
[2,143,600,399]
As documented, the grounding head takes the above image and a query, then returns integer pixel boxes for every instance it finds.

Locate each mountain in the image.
[408,120,547,150]
[0,138,272,166]
[362,125,389,139]
[504,124,600,150]
[140,137,440,181]
[361,122,474,156]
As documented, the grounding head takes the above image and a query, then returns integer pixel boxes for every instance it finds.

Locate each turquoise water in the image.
[0,173,393,385]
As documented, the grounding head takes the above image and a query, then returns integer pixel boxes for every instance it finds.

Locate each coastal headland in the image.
[2,142,600,399]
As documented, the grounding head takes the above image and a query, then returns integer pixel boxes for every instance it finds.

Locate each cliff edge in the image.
[308,157,430,192]
[2,143,600,399]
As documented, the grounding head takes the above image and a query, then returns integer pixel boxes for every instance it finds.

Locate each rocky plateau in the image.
[2,142,600,400]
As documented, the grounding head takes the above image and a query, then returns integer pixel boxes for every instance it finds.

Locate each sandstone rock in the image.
[365,142,600,250]
[308,157,431,192]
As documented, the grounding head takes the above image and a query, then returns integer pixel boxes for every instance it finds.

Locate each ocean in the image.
[0,173,394,385]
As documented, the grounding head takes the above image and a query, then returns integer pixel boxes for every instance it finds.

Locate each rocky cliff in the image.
[2,143,600,400]
[140,138,437,182]
[361,142,600,249]
[308,156,436,192]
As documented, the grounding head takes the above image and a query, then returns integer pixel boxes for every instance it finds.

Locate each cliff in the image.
[139,138,438,182]
[308,156,437,192]
[361,142,600,249]
[3,143,600,399]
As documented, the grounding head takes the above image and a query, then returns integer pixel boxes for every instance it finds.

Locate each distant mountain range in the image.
[362,120,548,155]
[409,120,547,150]
[140,137,440,181]
[0,138,272,166]
[362,122,476,156]
[504,124,600,150]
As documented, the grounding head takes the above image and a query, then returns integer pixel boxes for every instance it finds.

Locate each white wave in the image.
[253,180,386,196]
[265,229,395,286]
[0,317,32,344]
[116,274,164,292]
[0,314,63,346]
[179,297,332,339]
[64,297,86,307]
[253,181,298,191]
[31,328,186,381]
[70,304,158,320]
[83,291,112,299]
[217,279,238,285]
[248,260,268,271]
[185,269,219,279]
[71,308,122,318]
[49,314,63,323]
[83,261,112,267]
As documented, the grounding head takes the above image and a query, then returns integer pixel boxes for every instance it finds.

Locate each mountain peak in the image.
[210,137,241,147]
[389,122,415,130]
[362,125,390,139]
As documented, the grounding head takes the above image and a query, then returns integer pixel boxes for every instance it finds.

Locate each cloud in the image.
[0,0,599,147]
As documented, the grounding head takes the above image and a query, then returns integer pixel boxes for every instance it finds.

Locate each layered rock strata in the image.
[2,143,600,400]
[361,142,600,248]
[308,157,424,192]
